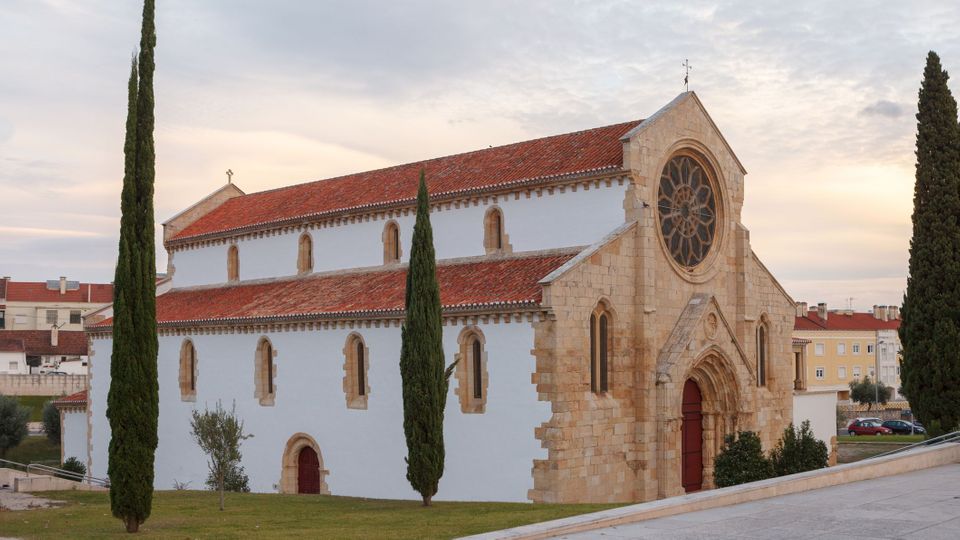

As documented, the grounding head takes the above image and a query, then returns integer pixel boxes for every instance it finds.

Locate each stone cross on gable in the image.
[683,59,692,92]
[226,169,234,184]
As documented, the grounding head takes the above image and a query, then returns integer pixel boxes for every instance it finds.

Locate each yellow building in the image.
[793,302,902,401]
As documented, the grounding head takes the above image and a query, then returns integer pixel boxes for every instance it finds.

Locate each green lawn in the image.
[14,395,56,422]
[837,434,925,444]
[4,435,60,465]
[0,490,620,539]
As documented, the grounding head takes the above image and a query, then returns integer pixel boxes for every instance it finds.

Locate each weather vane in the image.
[683,59,692,92]
[226,169,234,184]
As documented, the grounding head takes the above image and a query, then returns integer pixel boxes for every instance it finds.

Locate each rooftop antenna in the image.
[846,297,855,310]
[226,169,234,184]
[683,59,692,92]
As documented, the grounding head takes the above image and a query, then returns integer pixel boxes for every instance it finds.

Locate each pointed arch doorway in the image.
[280,433,330,495]
[681,378,703,493]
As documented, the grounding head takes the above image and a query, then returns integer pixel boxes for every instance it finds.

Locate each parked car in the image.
[882,420,925,435]
[853,417,882,424]
[847,420,893,436]
[45,371,68,376]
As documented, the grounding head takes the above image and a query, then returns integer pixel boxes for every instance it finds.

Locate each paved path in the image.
[559,464,960,539]
[0,488,63,511]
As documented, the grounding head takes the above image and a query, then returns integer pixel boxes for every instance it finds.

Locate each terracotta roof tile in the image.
[794,311,900,332]
[53,390,87,407]
[5,281,113,304]
[0,337,24,353]
[171,120,639,243]
[92,252,575,329]
[0,330,89,356]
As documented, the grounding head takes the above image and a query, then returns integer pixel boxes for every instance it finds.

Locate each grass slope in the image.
[14,395,56,422]
[5,435,60,465]
[0,490,620,539]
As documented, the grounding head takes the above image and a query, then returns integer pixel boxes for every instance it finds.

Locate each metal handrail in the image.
[0,457,109,487]
[869,430,960,460]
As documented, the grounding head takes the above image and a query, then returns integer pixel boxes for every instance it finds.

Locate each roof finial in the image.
[683,59,692,92]
[226,169,234,184]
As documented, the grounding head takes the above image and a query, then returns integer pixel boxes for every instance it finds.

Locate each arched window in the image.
[455,328,487,413]
[483,207,510,254]
[343,334,369,409]
[227,245,239,282]
[757,322,768,387]
[255,337,276,406]
[589,304,612,394]
[178,339,197,401]
[297,233,313,274]
[383,221,401,264]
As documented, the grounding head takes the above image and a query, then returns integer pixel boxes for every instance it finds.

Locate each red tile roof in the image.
[53,390,87,408]
[794,311,900,332]
[0,330,89,356]
[5,281,113,304]
[0,337,24,353]
[170,120,640,244]
[91,252,576,329]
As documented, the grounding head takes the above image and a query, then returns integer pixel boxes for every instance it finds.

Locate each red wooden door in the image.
[297,446,320,494]
[681,378,703,493]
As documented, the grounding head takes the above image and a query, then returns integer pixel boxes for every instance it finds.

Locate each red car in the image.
[847,420,893,436]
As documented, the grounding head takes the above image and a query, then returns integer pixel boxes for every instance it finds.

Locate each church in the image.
[84,92,795,503]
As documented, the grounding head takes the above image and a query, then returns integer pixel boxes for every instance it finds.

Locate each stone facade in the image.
[529,94,794,503]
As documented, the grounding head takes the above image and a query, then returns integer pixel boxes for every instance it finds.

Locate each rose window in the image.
[657,154,718,269]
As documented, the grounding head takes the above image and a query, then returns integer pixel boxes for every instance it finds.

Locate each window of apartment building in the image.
[46,310,57,325]
[852,343,860,354]
[69,310,82,325]
[837,343,846,355]
[815,343,824,356]
[815,366,825,380]
[853,366,861,379]
[8,361,17,371]
[867,344,874,354]
[838,366,847,379]
[0,310,5,329]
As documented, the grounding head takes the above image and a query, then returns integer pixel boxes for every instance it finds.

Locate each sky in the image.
[1,0,959,311]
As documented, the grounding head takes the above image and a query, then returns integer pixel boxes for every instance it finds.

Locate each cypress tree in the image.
[900,51,960,433]
[400,171,455,506]
[107,0,159,533]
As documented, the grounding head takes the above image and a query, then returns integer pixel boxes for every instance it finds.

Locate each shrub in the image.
[205,463,250,493]
[42,400,61,444]
[58,456,87,481]
[0,394,30,458]
[190,401,253,510]
[713,431,773,488]
[770,421,829,476]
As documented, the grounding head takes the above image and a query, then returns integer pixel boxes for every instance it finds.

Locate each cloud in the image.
[861,100,907,118]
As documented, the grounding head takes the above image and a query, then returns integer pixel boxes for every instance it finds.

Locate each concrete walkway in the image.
[559,464,960,539]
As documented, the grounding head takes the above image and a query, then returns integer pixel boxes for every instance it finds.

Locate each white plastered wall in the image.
[170,181,628,287]
[61,409,88,465]
[89,320,548,501]
[793,390,839,457]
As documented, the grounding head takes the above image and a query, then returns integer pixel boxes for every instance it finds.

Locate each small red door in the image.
[297,447,320,494]
[681,378,703,493]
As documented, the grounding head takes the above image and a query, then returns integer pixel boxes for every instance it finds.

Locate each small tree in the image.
[189,401,253,511]
[770,421,829,476]
[849,376,892,410]
[713,431,773,488]
[43,400,61,445]
[0,395,29,459]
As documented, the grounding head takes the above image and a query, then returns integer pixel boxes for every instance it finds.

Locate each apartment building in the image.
[0,276,112,331]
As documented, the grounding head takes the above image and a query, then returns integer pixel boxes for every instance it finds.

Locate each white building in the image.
[84,93,797,503]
